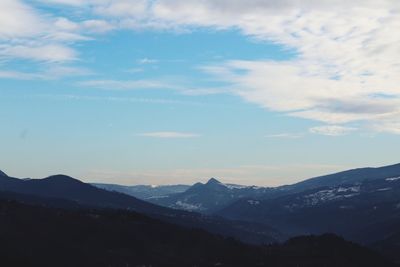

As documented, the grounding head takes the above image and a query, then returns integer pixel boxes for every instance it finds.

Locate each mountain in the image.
[0,198,396,267]
[282,163,400,194]
[92,183,190,200]
[218,174,400,245]
[0,174,171,215]
[149,177,272,213]
[0,173,279,244]
[0,170,7,177]
[145,164,400,214]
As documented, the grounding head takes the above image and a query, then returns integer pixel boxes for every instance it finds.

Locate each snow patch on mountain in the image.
[247,200,260,205]
[386,176,400,181]
[175,201,204,211]
[302,185,362,206]
[224,184,249,190]
[337,186,360,193]
[377,187,391,191]
[147,195,169,199]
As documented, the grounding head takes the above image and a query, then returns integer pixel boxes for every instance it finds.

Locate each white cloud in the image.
[309,125,356,136]
[265,133,303,139]
[137,58,159,64]
[81,19,115,33]
[0,70,44,80]
[38,0,86,6]
[0,0,46,39]
[372,119,400,135]
[0,1,84,62]
[0,44,77,62]
[93,0,148,18]
[0,65,91,80]
[78,79,171,90]
[137,132,200,138]
[153,1,400,133]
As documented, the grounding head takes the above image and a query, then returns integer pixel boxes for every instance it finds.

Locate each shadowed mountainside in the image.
[0,198,396,267]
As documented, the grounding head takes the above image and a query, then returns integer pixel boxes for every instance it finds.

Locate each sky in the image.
[1,0,400,186]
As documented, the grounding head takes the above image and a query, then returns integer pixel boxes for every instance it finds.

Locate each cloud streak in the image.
[309,125,357,136]
[265,133,303,139]
[137,132,200,138]
[78,79,171,90]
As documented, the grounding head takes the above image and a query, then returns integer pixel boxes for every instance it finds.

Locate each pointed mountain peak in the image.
[0,170,8,177]
[206,177,222,185]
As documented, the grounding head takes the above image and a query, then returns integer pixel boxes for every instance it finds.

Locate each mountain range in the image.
[95,164,400,215]
[92,163,400,262]
[1,163,400,264]
[0,172,280,244]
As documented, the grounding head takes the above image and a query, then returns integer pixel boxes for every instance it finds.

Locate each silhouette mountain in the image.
[150,177,272,213]
[0,174,168,214]
[0,170,7,177]
[0,198,396,267]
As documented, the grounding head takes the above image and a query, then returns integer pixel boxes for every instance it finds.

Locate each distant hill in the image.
[127,163,400,214]
[0,170,7,177]
[92,183,190,200]
[0,199,396,267]
[218,174,400,247]
[150,177,273,213]
[0,174,172,215]
[282,163,400,194]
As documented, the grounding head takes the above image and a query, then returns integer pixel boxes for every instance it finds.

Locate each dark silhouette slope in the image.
[0,198,396,267]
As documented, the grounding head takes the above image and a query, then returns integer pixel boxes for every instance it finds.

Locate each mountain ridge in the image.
[0,172,280,244]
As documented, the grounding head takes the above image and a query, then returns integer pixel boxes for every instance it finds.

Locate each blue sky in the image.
[1,0,400,185]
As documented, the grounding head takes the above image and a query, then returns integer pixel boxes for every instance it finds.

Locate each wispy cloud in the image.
[137,58,159,64]
[35,94,201,106]
[77,78,226,95]
[0,65,92,80]
[309,125,357,136]
[137,132,200,138]
[0,70,44,80]
[265,133,303,139]
[78,79,170,90]
[148,0,400,134]
[125,68,144,74]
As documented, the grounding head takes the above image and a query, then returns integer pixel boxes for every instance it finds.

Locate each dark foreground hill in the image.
[0,198,397,267]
